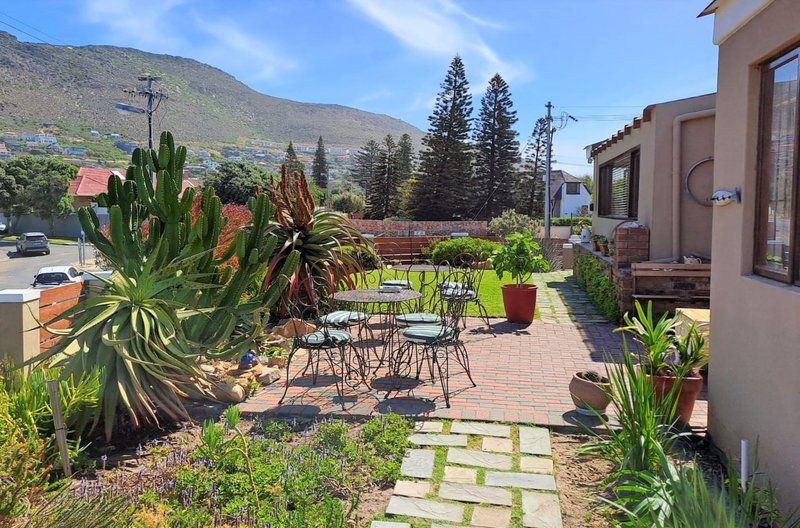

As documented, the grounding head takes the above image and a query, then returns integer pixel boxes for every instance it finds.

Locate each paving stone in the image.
[408,433,468,447]
[443,465,477,484]
[447,448,513,470]
[414,421,444,433]
[371,522,411,528]
[400,449,435,479]
[471,505,512,528]
[386,496,464,523]
[521,492,563,528]
[519,426,552,456]
[393,480,432,498]
[520,456,554,474]
[481,437,513,453]
[438,482,513,506]
[485,471,557,491]
[450,421,511,437]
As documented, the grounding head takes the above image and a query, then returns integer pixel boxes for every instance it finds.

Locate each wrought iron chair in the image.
[439,254,495,335]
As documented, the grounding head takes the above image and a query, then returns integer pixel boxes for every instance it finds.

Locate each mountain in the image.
[0,31,423,148]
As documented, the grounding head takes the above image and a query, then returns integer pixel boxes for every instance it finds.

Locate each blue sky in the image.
[0,0,718,175]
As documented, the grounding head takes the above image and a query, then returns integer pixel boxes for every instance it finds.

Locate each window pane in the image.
[758,57,798,275]
[600,154,632,217]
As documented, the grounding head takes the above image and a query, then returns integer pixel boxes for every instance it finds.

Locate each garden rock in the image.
[256,367,281,385]
[210,382,246,403]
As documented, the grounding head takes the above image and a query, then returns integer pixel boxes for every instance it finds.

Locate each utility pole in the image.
[544,101,554,240]
[116,75,167,150]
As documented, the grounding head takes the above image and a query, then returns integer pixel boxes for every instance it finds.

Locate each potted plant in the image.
[262,345,289,368]
[598,236,609,255]
[590,234,601,251]
[569,370,611,415]
[616,301,708,424]
[491,231,550,324]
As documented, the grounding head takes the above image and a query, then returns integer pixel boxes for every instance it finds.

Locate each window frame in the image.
[565,182,581,195]
[597,147,640,220]
[754,45,800,284]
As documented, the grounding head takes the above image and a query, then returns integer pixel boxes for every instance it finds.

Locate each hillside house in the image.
[69,167,196,208]
[89,130,100,137]
[65,146,87,157]
[550,170,591,217]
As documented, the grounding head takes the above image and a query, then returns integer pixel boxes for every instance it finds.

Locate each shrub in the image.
[574,252,620,321]
[331,191,365,214]
[490,231,549,285]
[430,237,501,265]
[341,245,381,271]
[488,210,538,238]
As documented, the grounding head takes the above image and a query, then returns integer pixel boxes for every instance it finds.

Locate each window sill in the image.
[741,273,800,296]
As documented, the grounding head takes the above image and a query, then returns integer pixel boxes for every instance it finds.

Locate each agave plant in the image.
[33,132,295,439]
[264,165,371,310]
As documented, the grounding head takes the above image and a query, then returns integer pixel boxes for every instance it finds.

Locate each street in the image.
[0,240,82,290]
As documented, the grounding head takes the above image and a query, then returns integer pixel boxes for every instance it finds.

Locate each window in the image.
[755,45,800,284]
[566,182,581,195]
[598,149,639,218]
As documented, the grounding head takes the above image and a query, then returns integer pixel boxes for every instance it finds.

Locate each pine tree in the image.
[351,139,382,191]
[284,141,304,174]
[311,136,328,189]
[412,56,473,220]
[366,135,401,219]
[396,133,415,182]
[471,74,519,220]
[516,117,549,218]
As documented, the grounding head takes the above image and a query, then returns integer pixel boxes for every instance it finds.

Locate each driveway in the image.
[0,241,81,290]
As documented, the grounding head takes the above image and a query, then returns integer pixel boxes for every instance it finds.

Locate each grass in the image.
[1,235,77,245]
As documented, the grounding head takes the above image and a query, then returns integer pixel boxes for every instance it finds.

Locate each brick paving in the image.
[240,272,708,429]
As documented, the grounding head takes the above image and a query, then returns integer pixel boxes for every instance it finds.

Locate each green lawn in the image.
[358,268,517,318]
[1,235,77,245]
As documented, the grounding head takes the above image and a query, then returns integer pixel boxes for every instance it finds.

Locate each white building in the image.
[550,170,591,217]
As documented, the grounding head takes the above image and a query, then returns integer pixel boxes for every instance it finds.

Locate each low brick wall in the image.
[349,219,489,237]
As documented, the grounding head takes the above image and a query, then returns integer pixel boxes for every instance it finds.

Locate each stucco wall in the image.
[591,95,715,260]
[708,0,800,511]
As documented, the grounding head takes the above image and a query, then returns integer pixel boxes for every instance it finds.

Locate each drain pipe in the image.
[672,109,716,260]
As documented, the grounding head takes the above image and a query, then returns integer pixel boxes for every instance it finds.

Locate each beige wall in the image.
[591,94,715,261]
[709,0,800,511]
[0,292,41,368]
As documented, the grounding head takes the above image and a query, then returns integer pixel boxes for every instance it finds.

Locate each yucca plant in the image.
[264,165,370,310]
[615,301,680,375]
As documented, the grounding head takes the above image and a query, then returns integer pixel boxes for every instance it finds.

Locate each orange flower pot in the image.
[648,372,705,425]
[501,284,538,324]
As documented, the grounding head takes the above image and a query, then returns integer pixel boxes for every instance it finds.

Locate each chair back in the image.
[440,289,470,340]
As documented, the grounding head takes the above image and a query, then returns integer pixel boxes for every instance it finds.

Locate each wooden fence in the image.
[39,282,85,350]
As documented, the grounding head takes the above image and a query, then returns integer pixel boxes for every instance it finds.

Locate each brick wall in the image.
[613,223,650,268]
[349,219,490,237]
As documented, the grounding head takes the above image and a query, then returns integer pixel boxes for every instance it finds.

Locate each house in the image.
[64,146,87,157]
[0,144,10,160]
[115,141,138,155]
[89,130,100,137]
[109,133,122,139]
[587,93,716,261]
[69,167,195,208]
[549,170,590,217]
[46,143,63,155]
[700,0,800,512]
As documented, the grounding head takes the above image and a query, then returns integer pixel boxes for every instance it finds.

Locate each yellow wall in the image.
[709,0,800,511]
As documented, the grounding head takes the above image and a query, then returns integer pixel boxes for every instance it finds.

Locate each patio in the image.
[240,271,709,430]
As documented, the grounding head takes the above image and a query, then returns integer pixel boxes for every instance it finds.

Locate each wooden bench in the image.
[631,262,711,305]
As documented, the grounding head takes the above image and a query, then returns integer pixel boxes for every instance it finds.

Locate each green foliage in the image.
[616,301,681,375]
[311,136,329,189]
[22,493,133,528]
[488,210,538,238]
[430,237,501,265]
[204,161,271,205]
[331,191,365,214]
[574,252,620,321]
[490,231,550,285]
[0,405,50,518]
[516,117,548,217]
[285,141,304,174]
[0,156,77,229]
[365,134,410,219]
[472,74,519,219]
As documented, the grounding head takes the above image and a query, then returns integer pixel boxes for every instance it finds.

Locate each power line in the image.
[0,19,48,44]
[0,10,68,45]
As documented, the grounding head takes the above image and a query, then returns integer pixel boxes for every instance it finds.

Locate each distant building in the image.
[65,146,88,157]
[109,133,122,139]
[3,132,19,143]
[115,141,138,155]
[89,130,100,137]
[46,143,63,154]
[202,160,220,170]
[0,144,10,160]
[69,167,194,208]
[549,170,591,217]
[25,133,58,145]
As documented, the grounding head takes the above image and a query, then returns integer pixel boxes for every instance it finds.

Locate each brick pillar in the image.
[614,222,649,268]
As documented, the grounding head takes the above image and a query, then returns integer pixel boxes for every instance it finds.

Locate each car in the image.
[32,266,83,288]
[0,222,7,234]
[16,232,50,256]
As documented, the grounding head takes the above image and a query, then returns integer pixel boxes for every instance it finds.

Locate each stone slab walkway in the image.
[373,420,563,528]
[240,272,708,429]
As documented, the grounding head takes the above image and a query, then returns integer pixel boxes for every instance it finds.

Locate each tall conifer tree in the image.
[412,56,473,220]
[366,135,401,219]
[351,139,381,191]
[516,117,549,218]
[472,74,519,219]
[311,136,329,189]
[396,133,415,182]
[284,141,304,173]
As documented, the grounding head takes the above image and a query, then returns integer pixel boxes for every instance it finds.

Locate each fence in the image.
[38,282,85,350]
[372,236,447,262]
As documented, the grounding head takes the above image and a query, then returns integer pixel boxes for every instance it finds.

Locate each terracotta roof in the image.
[69,167,194,199]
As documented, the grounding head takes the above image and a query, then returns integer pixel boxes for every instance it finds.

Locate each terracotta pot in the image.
[591,240,600,251]
[648,372,705,425]
[501,284,538,324]
[569,373,611,415]
[599,243,609,255]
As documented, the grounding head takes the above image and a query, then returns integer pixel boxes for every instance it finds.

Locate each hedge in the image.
[574,252,620,321]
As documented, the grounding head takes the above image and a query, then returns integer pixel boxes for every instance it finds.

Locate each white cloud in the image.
[347,0,526,84]
[352,89,393,106]
[81,0,187,52]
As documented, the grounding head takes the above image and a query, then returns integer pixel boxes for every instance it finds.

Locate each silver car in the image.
[16,232,50,256]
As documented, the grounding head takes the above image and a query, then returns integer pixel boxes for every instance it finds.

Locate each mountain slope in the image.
[0,31,423,148]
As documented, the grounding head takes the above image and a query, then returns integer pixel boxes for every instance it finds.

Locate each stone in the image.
[481,437,513,453]
[408,433,468,447]
[451,421,511,437]
[200,363,215,374]
[485,472,557,491]
[386,496,464,523]
[414,421,443,433]
[400,449,435,479]
[446,448,513,470]
[471,506,512,528]
[210,382,246,403]
[443,465,477,484]
[371,523,411,528]
[393,480,431,498]
[256,367,280,385]
[519,427,552,456]
[438,482,512,506]
[272,318,315,338]
[520,456,554,474]
[521,492,563,528]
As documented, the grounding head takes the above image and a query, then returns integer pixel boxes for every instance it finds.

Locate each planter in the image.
[569,372,611,415]
[501,284,538,324]
[648,372,705,425]
[591,239,600,251]
[599,243,609,256]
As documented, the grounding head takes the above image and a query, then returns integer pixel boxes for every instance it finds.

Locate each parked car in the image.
[0,222,7,234]
[16,232,50,256]
[32,266,83,288]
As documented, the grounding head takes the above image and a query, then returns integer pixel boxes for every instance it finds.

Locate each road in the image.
[0,241,82,290]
